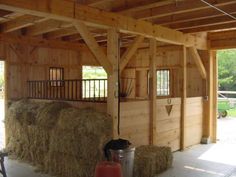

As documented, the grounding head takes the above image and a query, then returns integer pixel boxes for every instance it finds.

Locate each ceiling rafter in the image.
[133,0,236,20]
[0,0,208,48]
[152,3,236,25]
[24,19,72,36]
[168,14,236,30]
[45,26,107,40]
[181,21,236,33]
[45,26,77,39]
[0,15,44,33]
[113,0,176,14]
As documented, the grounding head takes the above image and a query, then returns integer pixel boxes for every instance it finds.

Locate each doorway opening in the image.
[0,61,5,149]
[217,49,236,144]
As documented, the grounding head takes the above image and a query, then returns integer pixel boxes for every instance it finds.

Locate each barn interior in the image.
[0,0,236,177]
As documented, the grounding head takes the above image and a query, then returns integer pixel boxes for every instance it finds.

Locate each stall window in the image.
[157,69,170,96]
[49,67,64,86]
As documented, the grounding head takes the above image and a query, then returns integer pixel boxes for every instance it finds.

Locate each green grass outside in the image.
[227,108,236,117]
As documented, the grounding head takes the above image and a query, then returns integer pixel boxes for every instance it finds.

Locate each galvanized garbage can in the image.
[109,147,135,177]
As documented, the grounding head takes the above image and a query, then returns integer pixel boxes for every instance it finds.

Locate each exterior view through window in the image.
[157,69,170,96]
[82,66,107,99]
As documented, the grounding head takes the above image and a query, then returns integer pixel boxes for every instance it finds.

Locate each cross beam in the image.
[0,0,207,49]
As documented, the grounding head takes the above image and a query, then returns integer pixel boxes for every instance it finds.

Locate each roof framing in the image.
[0,0,207,49]
[209,30,236,50]
[132,0,236,20]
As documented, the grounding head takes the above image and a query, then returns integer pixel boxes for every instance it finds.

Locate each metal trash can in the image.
[109,147,135,177]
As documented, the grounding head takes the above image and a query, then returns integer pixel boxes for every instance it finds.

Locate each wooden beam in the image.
[0,15,43,33]
[25,19,71,36]
[188,47,207,79]
[209,30,236,40]
[0,0,207,49]
[120,35,144,72]
[152,3,236,25]
[212,51,217,143]
[202,50,213,143]
[180,45,187,150]
[210,38,236,50]
[0,9,12,17]
[181,21,236,33]
[45,26,77,39]
[0,33,88,51]
[82,0,113,6]
[114,0,175,14]
[134,0,236,20]
[107,28,119,138]
[209,30,236,50]
[169,14,236,30]
[149,38,157,145]
[74,21,112,74]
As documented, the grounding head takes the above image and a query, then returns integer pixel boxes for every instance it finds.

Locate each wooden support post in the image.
[180,45,187,150]
[107,28,119,139]
[149,38,157,145]
[202,50,214,143]
[212,50,217,143]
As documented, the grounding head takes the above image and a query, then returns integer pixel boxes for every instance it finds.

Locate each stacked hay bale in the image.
[6,99,112,177]
[134,145,173,177]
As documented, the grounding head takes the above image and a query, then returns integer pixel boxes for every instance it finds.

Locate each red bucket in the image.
[95,161,123,177]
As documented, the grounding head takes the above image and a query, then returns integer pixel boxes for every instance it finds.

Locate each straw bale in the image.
[6,99,112,177]
[134,145,173,177]
[37,102,71,128]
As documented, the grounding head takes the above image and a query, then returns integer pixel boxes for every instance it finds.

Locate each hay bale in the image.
[134,145,173,177]
[37,102,71,129]
[6,99,113,177]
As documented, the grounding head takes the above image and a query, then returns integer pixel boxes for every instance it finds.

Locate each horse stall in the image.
[0,0,228,177]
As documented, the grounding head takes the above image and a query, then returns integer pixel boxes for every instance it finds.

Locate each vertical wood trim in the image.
[180,45,187,150]
[107,28,119,139]
[202,50,213,141]
[212,50,217,143]
[4,44,9,103]
[149,38,157,145]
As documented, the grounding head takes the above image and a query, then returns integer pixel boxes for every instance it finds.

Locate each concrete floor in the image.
[157,117,236,177]
[1,105,236,177]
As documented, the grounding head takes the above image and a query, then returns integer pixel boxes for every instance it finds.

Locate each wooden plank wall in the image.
[156,98,181,151]
[119,97,181,151]
[123,47,204,98]
[120,100,150,146]
[119,97,203,151]
[185,97,203,147]
[0,42,98,100]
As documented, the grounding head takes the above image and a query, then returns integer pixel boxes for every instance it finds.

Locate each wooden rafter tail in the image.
[120,35,144,72]
[74,22,112,74]
[188,47,207,79]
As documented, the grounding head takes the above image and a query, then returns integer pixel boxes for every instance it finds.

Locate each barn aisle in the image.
[5,158,50,177]
[157,118,236,177]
